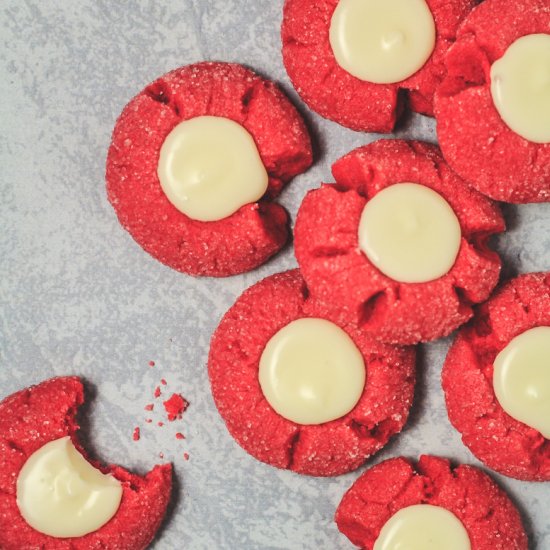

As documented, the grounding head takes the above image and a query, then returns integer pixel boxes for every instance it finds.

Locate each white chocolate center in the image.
[16,437,123,538]
[157,116,269,222]
[491,34,550,143]
[258,318,365,425]
[374,504,471,550]
[329,0,436,84]
[358,183,461,283]
[493,326,550,438]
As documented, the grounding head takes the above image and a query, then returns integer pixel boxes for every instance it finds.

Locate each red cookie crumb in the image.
[208,270,416,477]
[0,377,172,550]
[442,273,550,481]
[163,394,189,422]
[281,0,476,132]
[106,62,313,277]
[435,0,550,203]
[294,140,504,344]
[335,455,527,549]
[133,427,140,441]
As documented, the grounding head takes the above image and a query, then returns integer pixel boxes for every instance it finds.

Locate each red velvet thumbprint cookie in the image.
[282,0,476,132]
[0,377,172,550]
[443,273,550,481]
[335,455,527,550]
[107,62,313,277]
[208,270,416,477]
[435,0,550,203]
[294,140,505,345]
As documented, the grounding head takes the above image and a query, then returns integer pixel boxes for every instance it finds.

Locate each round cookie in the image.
[442,273,550,481]
[106,62,313,277]
[294,140,504,345]
[0,377,172,550]
[208,269,416,477]
[435,0,550,203]
[281,0,476,132]
[335,455,528,549]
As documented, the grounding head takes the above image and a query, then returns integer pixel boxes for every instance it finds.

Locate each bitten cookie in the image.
[208,270,416,477]
[281,0,476,132]
[335,455,528,550]
[0,377,172,550]
[106,62,312,277]
[294,140,504,345]
[442,273,550,481]
[435,0,550,203]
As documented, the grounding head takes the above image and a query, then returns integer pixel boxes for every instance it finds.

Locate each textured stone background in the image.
[1,1,549,549]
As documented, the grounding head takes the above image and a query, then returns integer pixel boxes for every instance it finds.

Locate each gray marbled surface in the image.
[1,1,549,549]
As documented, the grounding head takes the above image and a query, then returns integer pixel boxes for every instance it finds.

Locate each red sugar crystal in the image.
[175,432,185,440]
[148,360,155,367]
[183,453,189,461]
[144,404,154,411]
[132,427,140,441]
[154,386,161,398]
[161,379,167,386]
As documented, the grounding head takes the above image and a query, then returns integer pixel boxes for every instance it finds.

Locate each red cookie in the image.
[442,273,550,481]
[435,0,550,203]
[335,455,528,550]
[294,140,504,345]
[208,270,416,477]
[281,0,476,132]
[0,377,172,550]
[106,62,312,277]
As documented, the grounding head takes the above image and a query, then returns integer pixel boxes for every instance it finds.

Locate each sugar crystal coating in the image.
[208,269,416,476]
[0,377,172,550]
[336,455,528,549]
[442,273,550,481]
[106,62,313,277]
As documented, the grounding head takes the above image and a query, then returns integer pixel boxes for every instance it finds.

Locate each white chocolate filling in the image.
[157,116,269,222]
[329,0,436,84]
[16,437,123,538]
[374,504,471,550]
[358,183,462,283]
[491,34,550,143]
[258,318,365,425]
[493,326,550,438]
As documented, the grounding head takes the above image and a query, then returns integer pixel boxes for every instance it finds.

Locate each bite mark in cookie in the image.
[0,377,172,550]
